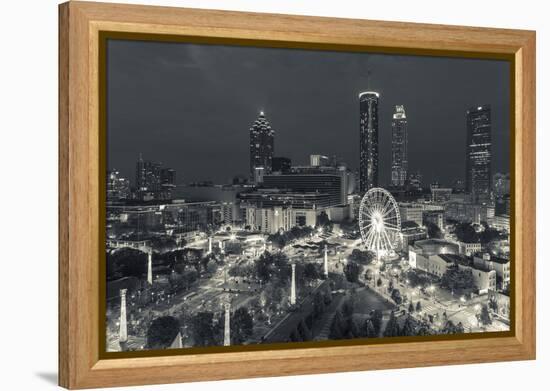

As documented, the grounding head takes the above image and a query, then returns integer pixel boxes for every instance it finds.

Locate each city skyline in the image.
[105,39,512,352]
[107,40,510,187]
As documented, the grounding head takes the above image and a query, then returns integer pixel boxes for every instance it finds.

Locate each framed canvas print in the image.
[58,1,536,389]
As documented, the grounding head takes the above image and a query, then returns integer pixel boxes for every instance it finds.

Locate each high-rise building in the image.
[107,169,130,201]
[249,111,275,181]
[493,172,510,197]
[359,91,379,193]
[135,155,162,193]
[263,173,344,206]
[407,172,423,191]
[310,154,330,167]
[272,157,291,173]
[160,168,176,190]
[391,105,408,187]
[466,105,492,204]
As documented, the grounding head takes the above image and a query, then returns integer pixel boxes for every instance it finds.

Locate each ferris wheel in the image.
[358,188,401,257]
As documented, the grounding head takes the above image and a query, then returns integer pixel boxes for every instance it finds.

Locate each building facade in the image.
[466,105,492,204]
[457,241,482,257]
[249,111,275,181]
[310,154,330,167]
[359,91,379,193]
[391,105,408,187]
[263,169,347,206]
[473,253,510,289]
[399,204,424,226]
[107,169,130,201]
[245,206,293,234]
[408,239,459,269]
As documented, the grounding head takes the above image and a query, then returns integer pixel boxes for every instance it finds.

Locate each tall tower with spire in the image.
[359,76,380,193]
[391,105,408,187]
[249,111,275,183]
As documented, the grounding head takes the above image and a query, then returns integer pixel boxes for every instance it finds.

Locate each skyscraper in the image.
[135,155,161,193]
[249,111,275,182]
[466,105,492,204]
[391,105,408,187]
[359,91,379,193]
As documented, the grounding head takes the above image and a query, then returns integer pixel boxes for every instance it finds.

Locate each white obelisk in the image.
[119,289,128,344]
[224,301,231,346]
[208,237,213,254]
[147,249,153,285]
[324,245,329,278]
[290,263,296,305]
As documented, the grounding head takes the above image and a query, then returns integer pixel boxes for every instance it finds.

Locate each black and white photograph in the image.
[104,39,512,352]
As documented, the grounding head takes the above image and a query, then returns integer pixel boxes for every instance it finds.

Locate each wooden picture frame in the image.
[59,1,536,389]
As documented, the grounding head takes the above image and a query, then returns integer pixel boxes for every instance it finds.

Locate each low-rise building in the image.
[454,257,497,294]
[408,239,459,269]
[457,241,482,257]
[431,187,452,203]
[473,253,510,289]
[245,206,293,234]
[400,222,428,250]
[491,214,510,233]
[488,290,510,322]
[399,203,424,226]
[423,210,445,232]
[415,254,455,277]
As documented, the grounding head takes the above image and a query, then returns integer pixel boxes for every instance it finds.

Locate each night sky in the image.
[107,39,510,187]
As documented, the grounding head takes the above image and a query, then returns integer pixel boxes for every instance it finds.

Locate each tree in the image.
[348,319,362,338]
[442,320,465,334]
[400,316,416,336]
[371,310,383,335]
[107,248,147,280]
[391,289,403,305]
[146,316,181,349]
[190,312,216,347]
[342,298,355,318]
[313,292,326,319]
[297,320,312,341]
[255,253,273,283]
[364,319,378,338]
[454,223,479,243]
[303,263,320,281]
[441,268,475,291]
[383,312,400,337]
[349,249,375,265]
[344,261,361,283]
[425,221,444,239]
[317,211,331,228]
[289,330,301,342]
[376,277,382,287]
[405,270,431,289]
[416,301,422,312]
[329,310,345,339]
[408,302,415,314]
[479,304,492,325]
[231,307,254,344]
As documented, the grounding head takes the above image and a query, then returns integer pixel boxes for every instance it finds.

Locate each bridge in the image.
[106,239,151,254]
